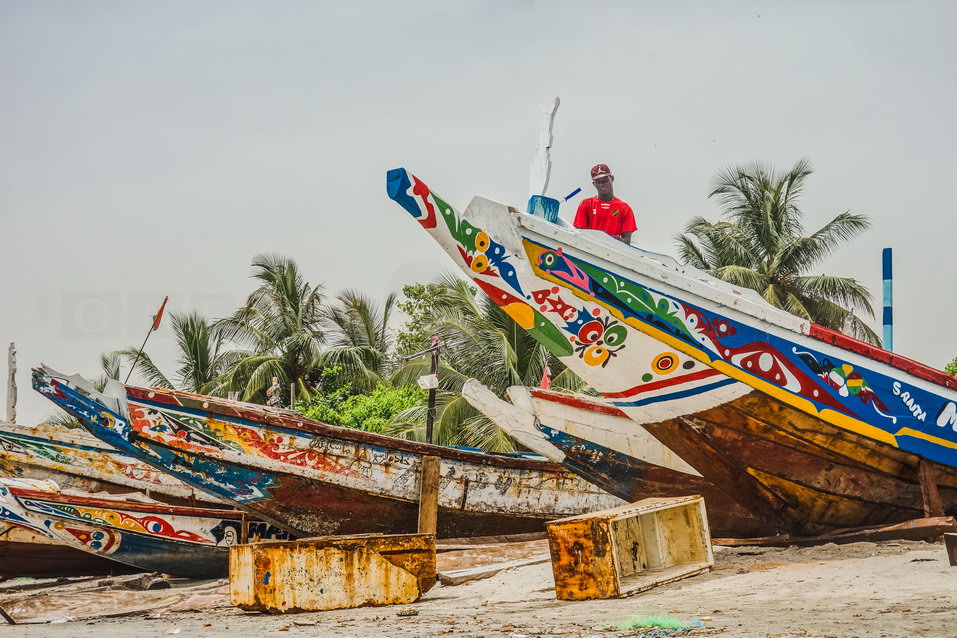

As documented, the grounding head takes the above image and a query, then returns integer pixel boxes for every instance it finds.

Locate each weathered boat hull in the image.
[0,478,289,578]
[0,421,216,507]
[463,381,775,537]
[387,168,957,535]
[0,526,141,578]
[33,369,623,538]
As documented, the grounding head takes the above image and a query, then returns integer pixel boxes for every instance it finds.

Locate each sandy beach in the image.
[3,539,954,638]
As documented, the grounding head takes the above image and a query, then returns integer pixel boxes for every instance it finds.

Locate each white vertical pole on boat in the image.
[529,96,560,199]
[882,248,893,352]
[527,97,561,222]
[5,343,15,424]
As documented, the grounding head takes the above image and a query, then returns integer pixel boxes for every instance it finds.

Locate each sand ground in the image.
[3,540,955,637]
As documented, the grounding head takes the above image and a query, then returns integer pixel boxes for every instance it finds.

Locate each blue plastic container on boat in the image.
[527,195,560,223]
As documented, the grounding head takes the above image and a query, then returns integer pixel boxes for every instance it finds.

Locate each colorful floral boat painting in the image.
[0,523,141,578]
[0,421,217,507]
[0,478,288,578]
[388,168,957,535]
[33,367,623,539]
[462,380,773,537]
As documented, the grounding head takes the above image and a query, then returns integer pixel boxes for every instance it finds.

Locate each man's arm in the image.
[618,203,637,244]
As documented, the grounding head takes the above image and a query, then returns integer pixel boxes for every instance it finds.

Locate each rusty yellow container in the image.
[546,496,713,600]
[230,533,435,613]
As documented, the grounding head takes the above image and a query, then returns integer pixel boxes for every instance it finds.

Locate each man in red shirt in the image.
[572,164,637,244]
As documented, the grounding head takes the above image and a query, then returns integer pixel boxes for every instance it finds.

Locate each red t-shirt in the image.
[573,197,637,238]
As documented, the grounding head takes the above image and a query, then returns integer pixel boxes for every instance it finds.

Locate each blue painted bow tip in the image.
[386,168,409,199]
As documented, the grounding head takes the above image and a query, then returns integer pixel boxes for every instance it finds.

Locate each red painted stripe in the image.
[602,368,723,399]
[809,324,957,392]
[8,487,240,518]
[528,389,629,418]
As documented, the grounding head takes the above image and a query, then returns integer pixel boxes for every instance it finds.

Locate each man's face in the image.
[593,175,614,198]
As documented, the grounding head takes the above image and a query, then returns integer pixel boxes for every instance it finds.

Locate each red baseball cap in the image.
[591,164,613,180]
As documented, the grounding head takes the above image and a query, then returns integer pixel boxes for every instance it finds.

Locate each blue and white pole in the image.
[882,247,893,352]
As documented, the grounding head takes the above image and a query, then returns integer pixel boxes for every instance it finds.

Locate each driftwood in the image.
[438,555,550,586]
[714,516,957,548]
[0,605,15,625]
[437,531,547,549]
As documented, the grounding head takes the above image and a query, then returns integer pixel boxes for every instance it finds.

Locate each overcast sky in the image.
[2,0,955,424]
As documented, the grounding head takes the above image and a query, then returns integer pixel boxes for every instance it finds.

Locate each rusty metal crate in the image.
[230,533,436,613]
[546,495,713,600]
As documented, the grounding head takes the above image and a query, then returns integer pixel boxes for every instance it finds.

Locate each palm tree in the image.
[208,253,327,403]
[388,274,583,452]
[322,290,398,394]
[119,312,235,393]
[675,158,880,344]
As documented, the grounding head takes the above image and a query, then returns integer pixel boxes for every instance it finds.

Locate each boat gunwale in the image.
[515,211,957,394]
[6,485,247,519]
[127,386,566,472]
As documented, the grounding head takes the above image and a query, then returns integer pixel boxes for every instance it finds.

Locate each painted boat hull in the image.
[33,370,623,538]
[0,478,289,578]
[463,381,774,537]
[0,421,217,507]
[387,168,957,535]
[0,526,141,578]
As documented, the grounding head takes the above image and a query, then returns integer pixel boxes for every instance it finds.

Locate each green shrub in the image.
[298,383,425,433]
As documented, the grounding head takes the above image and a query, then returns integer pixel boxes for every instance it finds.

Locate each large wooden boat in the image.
[0,421,216,507]
[0,478,287,578]
[0,525,141,578]
[387,168,957,535]
[462,381,773,537]
[33,368,623,538]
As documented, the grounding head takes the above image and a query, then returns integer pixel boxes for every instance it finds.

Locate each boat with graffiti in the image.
[32,367,624,539]
[0,421,217,507]
[462,380,773,537]
[0,477,288,578]
[387,167,957,536]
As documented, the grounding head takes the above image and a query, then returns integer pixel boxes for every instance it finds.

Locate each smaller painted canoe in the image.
[0,478,290,578]
[34,367,625,538]
[463,380,776,538]
[0,524,141,578]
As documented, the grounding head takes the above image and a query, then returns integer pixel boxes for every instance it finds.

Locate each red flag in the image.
[151,296,169,331]
[540,364,551,390]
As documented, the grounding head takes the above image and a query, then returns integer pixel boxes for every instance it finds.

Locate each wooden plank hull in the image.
[33,369,624,539]
[462,381,774,537]
[0,478,289,578]
[0,527,141,578]
[386,168,957,536]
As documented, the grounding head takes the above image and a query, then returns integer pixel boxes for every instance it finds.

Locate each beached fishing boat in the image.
[0,421,216,507]
[462,381,773,537]
[388,168,957,535]
[0,478,287,578]
[33,368,624,538]
[0,524,141,578]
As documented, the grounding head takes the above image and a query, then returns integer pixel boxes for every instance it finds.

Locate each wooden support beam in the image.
[5,342,16,424]
[919,460,945,518]
[0,605,15,625]
[417,455,441,535]
[944,533,957,567]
